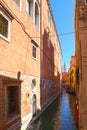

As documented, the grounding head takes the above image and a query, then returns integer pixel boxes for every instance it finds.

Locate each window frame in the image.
[35,2,39,28]
[32,43,37,59]
[26,0,33,18]
[48,31,50,48]
[6,86,20,120]
[48,10,51,28]
[0,11,11,42]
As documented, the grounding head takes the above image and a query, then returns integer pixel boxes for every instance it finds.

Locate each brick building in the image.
[40,0,62,110]
[75,0,87,129]
[0,0,62,129]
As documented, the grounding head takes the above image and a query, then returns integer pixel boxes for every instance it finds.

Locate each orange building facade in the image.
[0,0,40,129]
[75,0,87,129]
[62,72,69,88]
[0,0,62,129]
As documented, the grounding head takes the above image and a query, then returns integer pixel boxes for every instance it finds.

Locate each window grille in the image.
[0,14,8,38]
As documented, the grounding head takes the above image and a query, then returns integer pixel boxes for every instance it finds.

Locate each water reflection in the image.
[28,90,78,130]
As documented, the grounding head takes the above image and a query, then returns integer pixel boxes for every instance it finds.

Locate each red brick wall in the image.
[40,0,62,108]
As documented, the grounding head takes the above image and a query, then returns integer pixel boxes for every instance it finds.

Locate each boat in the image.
[66,87,75,95]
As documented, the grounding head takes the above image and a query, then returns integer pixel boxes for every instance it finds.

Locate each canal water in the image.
[27,89,78,130]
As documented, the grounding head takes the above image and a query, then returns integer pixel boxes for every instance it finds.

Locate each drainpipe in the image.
[40,0,42,46]
[40,0,42,109]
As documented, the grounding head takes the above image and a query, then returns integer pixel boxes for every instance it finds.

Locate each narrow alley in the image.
[27,89,78,130]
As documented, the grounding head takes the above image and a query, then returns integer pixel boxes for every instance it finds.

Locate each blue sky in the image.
[50,0,75,69]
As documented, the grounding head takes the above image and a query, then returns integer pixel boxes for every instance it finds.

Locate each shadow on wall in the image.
[40,28,61,110]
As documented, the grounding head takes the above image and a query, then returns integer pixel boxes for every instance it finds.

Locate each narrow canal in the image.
[27,89,78,130]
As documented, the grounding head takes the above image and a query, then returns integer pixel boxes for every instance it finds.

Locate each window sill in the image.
[0,35,10,43]
[32,57,37,61]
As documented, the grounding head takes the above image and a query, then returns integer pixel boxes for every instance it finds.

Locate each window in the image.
[32,44,37,59]
[35,2,39,28]
[26,0,33,18]
[76,67,79,83]
[48,10,51,27]
[48,59,51,70]
[7,86,19,118]
[54,67,57,76]
[13,0,20,8]
[0,12,10,41]
[31,79,36,90]
[48,31,50,48]
[26,1,39,28]
[54,44,56,57]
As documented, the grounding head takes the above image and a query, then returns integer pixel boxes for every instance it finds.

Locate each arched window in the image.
[31,79,36,89]
[35,2,39,28]
[32,94,37,117]
[26,0,33,18]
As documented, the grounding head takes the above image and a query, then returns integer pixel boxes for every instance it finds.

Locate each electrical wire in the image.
[31,31,75,39]
[1,0,73,78]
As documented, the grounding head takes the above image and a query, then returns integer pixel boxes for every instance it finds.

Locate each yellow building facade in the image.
[70,67,76,92]
[69,56,76,92]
